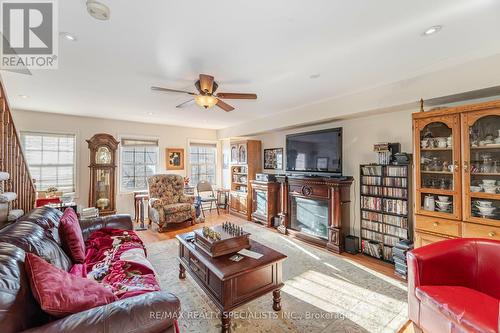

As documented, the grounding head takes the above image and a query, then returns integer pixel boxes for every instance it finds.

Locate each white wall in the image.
[248,108,415,237]
[12,109,217,216]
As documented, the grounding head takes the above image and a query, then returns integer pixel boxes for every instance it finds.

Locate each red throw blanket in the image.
[84,228,160,299]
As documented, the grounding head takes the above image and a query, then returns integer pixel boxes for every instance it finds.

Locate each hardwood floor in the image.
[398,321,422,333]
[136,211,402,280]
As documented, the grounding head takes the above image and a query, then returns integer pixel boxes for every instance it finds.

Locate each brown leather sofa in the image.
[0,206,180,333]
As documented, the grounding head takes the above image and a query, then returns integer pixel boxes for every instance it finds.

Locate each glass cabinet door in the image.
[415,114,461,220]
[95,169,111,210]
[463,111,500,224]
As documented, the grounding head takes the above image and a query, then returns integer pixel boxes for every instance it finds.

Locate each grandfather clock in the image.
[87,133,119,216]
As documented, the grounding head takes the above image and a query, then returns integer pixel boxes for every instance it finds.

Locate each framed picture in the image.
[166,148,184,170]
[264,148,283,170]
[316,157,329,170]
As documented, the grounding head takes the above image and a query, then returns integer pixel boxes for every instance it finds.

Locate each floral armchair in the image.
[147,174,195,232]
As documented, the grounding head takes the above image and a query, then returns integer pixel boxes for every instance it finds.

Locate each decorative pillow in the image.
[69,263,87,278]
[59,208,85,263]
[24,253,117,317]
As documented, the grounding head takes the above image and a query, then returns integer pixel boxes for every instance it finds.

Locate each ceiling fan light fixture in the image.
[195,95,217,109]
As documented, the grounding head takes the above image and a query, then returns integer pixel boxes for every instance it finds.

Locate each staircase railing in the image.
[0,82,35,213]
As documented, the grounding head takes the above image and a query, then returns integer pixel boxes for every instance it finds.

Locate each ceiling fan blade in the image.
[216,99,235,112]
[216,93,257,99]
[199,74,214,94]
[175,99,195,108]
[151,86,195,95]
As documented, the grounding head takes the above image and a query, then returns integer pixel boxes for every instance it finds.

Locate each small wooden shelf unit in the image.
[359,164,412,263]
[229,140,262,220]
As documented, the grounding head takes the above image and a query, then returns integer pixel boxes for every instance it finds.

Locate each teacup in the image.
[437,141,447,148]
[470,186,482,192]
[483,186,498,194]
[476,200,492,208]
[436,201,451,208]
[421,140,429,149]
[437,196,449,202]
[482,179,497,186]
[435,137,446,146]
[477,206,495,215]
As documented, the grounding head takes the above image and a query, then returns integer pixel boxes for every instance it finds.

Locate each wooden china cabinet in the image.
[87,133,119,216]
[413,100,500,247]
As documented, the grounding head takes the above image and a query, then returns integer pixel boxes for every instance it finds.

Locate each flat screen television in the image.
[286,128,342,175]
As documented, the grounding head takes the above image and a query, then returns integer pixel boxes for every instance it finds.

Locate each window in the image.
[120,138,158,191]
[189,143,217,186]
[20,132,76,193]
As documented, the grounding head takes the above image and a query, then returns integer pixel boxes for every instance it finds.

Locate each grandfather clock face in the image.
[96,146,112,164]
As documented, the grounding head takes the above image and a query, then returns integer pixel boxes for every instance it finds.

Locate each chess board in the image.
[194,223,251,258]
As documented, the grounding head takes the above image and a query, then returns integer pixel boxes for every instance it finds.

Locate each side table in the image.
[133,191,149,230]
[216,188,230,212]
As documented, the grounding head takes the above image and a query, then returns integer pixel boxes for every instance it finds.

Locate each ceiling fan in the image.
[151,74,257,112]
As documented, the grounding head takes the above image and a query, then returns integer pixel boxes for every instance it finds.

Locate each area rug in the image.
[147,222,408,333]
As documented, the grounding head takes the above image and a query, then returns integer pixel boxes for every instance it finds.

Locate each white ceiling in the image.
[2,0,500,130]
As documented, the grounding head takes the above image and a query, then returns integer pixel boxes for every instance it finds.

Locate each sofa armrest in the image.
[79,214,133,241]
[149,198,168,209]
[180,195,195,204]
[408,239,477,288]
[22,291,180,333]
[407,239,477,324]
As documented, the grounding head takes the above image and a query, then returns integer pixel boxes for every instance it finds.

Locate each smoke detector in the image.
[86,1,110,21]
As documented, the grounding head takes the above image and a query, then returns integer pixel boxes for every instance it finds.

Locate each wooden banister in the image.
[0,82,35,213]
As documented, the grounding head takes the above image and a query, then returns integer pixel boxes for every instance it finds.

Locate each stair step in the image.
[0,172,9,181]
[8,209,23,221]
[0,192,17,203]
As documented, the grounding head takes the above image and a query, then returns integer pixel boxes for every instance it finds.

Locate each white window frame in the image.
[119,136,160,193]
[20,131,77,194]
[188,139,218,188]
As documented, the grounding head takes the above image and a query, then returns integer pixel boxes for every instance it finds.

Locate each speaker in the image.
[345,235,359,254]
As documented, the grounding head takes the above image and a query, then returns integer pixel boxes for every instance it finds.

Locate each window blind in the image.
[120,138,159,191]
[189,142,217,186]
[20,132,76,193]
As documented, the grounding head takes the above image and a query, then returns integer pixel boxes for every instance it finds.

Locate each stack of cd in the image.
[392,239,413,280]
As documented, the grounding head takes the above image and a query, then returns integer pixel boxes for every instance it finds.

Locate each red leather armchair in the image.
[407,238,500,333]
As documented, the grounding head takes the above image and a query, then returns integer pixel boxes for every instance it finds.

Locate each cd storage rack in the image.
[360,164,412,263]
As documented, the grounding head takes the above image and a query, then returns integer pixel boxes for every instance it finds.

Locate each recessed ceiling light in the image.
[422,25,442,36]
[310,73,321,79]
[60,32,77,41]
[18,94,29,99]
[86,1,110,21]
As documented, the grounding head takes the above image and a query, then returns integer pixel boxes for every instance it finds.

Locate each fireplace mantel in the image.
[275,175,354,253]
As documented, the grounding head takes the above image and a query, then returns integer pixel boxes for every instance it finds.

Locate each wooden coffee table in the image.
[176,231,287,332]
